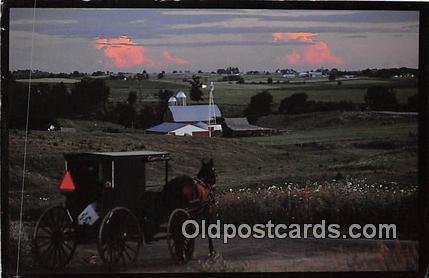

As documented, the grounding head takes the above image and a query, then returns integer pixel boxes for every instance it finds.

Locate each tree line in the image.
[9,75,206,130]
[244,87,418,123]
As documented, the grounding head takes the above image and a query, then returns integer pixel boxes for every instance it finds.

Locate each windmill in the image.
[207,82,216,137]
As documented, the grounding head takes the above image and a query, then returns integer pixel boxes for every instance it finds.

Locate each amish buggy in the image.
[32,151,216,269]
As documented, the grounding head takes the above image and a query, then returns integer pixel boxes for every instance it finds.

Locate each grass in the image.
[242,122,417,146]
[8,73,420,273]
[216,179,418,239]
[105,75,417,117]
[16,78,80,84]
[7,110,418,273]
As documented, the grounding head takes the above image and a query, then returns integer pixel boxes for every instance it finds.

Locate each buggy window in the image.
[146,160,168,192]
[70,160,101,189]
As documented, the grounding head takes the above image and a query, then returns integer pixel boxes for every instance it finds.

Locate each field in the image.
[7,74,419,273]
[105,74,417,117]
[16,78,81,84]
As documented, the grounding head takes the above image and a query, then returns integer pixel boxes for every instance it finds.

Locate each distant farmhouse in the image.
[146,90,222,137]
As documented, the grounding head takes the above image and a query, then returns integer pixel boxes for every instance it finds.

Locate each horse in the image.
[161,158,217,256]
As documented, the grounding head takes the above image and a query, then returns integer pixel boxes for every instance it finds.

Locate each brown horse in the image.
[162,158,217,255]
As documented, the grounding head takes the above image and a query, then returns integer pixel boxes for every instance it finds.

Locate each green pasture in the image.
[241,122,417,146]
[16,78,80,84]
[105,75,417,117]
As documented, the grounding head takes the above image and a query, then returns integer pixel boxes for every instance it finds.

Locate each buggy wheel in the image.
[167,209,195,264]
[33,206,76,270]
[97,207,142,267]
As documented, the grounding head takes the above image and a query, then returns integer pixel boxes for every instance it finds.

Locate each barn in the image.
[146,122,209,137]
[163,105,222,123]
[147,90,222,136]
[222,118,274,137]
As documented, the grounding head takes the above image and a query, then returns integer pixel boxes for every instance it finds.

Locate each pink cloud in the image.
[273,32,318,43]
[162,51,189,65]
[95,36,191,69]
[287,50,301,65]
[95,36,157,68]
[300,42,342,65]
[273,32,342,66]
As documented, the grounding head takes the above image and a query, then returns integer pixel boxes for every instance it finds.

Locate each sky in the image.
[9,9,419,73]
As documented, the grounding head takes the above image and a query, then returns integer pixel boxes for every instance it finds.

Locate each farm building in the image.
[146,122,209,137]
[222,118,274,137]
[147,90,222,136]
[163,105,222,123]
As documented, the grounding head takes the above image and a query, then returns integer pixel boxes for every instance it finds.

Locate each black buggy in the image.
[33,151,199,269]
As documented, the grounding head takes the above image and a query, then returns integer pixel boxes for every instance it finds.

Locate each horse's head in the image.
[197,158,216,188]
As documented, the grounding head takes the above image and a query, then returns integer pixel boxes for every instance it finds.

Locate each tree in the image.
[155,89,174,104]
[361,68,373,76]
[267,77,273,84]
[237,77,245,84]
[407,94,418,112]
[244,90,273,123]
[136,106,158,129]
[110,102,136,128]
[155,89,174,119]
[157,71,165,79]
[137,70,149,80]
[9,81,58,129]
[48,82,70,117]
[279,93,309,114]
[127,91,138,106]
[70,78,110,115]
[188,75,203,101]
[364,86,398,111]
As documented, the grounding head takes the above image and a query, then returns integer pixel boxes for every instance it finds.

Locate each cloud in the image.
[300,42,342,65]
[286,50,301,64]
[274,33,342,66]
[95,36,157,68]
[162,51,189,65]
[12,19,79,25]
[273,32,318,43]
[95,36,190,69]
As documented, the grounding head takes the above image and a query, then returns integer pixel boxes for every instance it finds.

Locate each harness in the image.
[189,178,215,209]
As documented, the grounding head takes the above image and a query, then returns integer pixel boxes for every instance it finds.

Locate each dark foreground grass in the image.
[216,178,418,239]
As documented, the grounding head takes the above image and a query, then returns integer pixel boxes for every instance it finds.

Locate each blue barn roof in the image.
[168,105,221,122]
[194,121,209,129]
[146,122,188,133]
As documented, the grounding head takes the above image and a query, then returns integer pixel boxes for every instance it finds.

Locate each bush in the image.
[279,93,359,114]
[407,94,418,112]
[279,93,309,114]
[243,90,273,123]
[364,87,398,111]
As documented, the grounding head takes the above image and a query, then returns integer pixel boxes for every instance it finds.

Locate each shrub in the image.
[243,90,273,123]
[364,87,398,111]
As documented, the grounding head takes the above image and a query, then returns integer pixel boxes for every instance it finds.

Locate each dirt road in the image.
[23,237,418,274]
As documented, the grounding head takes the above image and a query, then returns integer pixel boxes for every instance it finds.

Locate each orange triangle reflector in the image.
[59,171,76,192]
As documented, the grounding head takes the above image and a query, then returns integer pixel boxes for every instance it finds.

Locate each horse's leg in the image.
[206,208,215,256]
